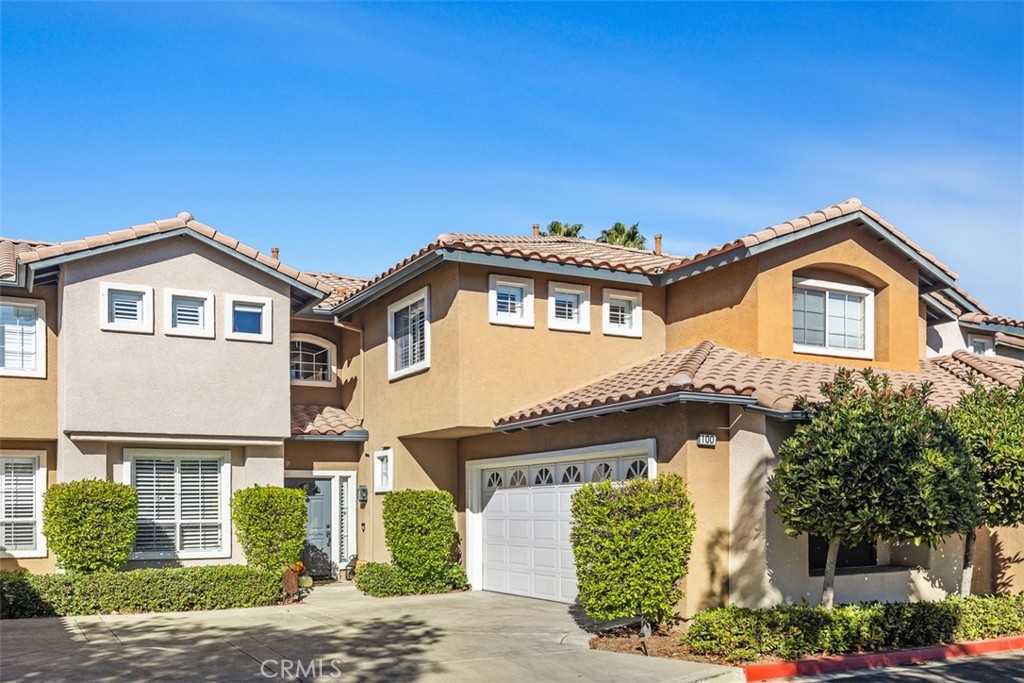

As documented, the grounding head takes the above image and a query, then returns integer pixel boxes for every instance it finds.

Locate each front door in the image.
[285,478,333,578]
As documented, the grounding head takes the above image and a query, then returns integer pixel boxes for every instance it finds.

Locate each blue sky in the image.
[3,2,1022,315]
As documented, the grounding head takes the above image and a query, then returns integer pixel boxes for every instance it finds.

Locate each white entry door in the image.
[479,454,651,603]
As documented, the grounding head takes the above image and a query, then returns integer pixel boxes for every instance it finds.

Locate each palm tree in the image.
[542,221,584,238]
[597,222,646,249]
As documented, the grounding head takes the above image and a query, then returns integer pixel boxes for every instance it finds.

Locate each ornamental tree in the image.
[769,369,978,609]
[948,382,1024,596]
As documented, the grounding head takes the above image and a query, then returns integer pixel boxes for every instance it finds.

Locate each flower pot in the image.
[298,575,314,589]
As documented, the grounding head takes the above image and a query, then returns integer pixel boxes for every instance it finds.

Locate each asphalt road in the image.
[789,650,1024,682]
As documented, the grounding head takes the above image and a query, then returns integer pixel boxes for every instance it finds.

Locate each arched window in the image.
[289,334,337,387]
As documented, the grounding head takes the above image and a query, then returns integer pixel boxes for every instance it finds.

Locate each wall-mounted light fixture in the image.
[357,485,369,505]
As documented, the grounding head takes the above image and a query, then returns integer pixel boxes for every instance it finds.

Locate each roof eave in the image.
[288,429,369,442]
[960,321,1024,336]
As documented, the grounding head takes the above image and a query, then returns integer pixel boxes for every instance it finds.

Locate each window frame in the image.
[289,333,338,388]
[99,282,154,334]
[792,277,875,360]
[0,296,47,379]
[0,450,47,559]
[386,287,431,381]
[163,288,215,339]
[547,282,591,333]
[967,334,995,356]
[224,294,273,343]
[487,274,535,328]
[601,288,643,338]
[373,448,393,493]
[122,449,232,561]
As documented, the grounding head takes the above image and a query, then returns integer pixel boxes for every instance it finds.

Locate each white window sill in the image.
[129,550,230,561]
[793,344,873,361]
[389,362,430,382]
[489,317,534,329]
[166,328,215,340]
[549,322,590,333]
[291,378,338,388]
[0,367,46,379]
[226,332,272,344]
[603,327,642,339]
[0,548,47,559]
[100,324,153,335]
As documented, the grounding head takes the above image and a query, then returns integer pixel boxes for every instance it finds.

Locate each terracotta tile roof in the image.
[291,404,361,436]
[0,238,51,281]
[305,272,370,311]
[960,312,1024,329]
[995,332,1024,350]
[665,198,959,281]
[13,213,333,296]
[496,343,1023,427]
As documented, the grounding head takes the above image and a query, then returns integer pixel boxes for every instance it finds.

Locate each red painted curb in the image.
[743,634,1024,681]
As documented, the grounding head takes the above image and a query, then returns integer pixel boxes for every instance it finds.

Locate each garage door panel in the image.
[533,546,557,570]
[508,544,531,567]
[484,517,507,541]
[508,571,532,593]
[559,548,575,571]
[508,518,530,541]
[507,491,531,512]
[534,519,558,542]
[532,490,558,513]
[533,573,558,599]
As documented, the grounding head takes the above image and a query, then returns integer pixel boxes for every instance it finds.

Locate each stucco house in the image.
[1,198,1021,616]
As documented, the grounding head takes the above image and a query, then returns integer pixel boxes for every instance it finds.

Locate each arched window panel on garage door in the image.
[622,457,649,480]
[587,460,617,483]
[557,462,583,485]
[507,468,528,488]
[531,465,555,486]
[484,470,504,491]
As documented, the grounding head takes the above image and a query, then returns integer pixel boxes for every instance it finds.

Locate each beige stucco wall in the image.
[0,286,59,440]
[57,238,292,449]
[669,222,923,370]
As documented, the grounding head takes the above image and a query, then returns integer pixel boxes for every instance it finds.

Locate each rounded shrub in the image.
[382,489,464,591]
[231,485,307,572]
[42,479,138,573]
[570,473,697,627]
[354,562,415,597]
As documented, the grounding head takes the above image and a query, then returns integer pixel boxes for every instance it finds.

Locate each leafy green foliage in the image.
[42,479,138,573]
[597,222,646,249]
[949,383,1024,529]
[684,595,1024,663]
[771,369,978,546]
[542,221,585,238]
[0,566,282,618]
[570,474,696,626]
[231,485,307,572]
[355,490,467,597]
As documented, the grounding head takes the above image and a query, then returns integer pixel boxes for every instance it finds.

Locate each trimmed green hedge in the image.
[0,566,282,618]
[685,595,1024,663]
[42,479,138,573]
[231,485,308,572]
[354,562,414,596]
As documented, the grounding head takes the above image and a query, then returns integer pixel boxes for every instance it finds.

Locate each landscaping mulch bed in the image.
[589,627,740,666]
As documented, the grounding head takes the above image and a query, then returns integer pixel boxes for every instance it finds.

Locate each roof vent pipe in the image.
[271,247,280,259]
[654,234,663,256]
[532,223,540,238]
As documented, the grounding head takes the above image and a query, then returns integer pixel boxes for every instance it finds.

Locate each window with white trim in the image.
[164,289,214,338]
[0,452,47,558]
[0,298,46,378]
[602,289,642,337]
[488,274,534,327]
[792,278,874,359]
[290,333,337,387]
[100,282,153,333]
[224,294,272,343]
[387,287,430,380]
[968,334,995,356]
[374,449,393,493]
[127,451,230,559]
[548,282,591,332]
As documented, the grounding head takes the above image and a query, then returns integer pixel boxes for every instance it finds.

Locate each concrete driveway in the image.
[0,584,742,682]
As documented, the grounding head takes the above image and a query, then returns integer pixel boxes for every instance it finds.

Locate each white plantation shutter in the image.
[133,459,177,552]
[178,460,221,551]
[0,304,38,371]
[171,296,204,330]
[392,298,427,370]
[1,458,38,551]
[108,290,144,324]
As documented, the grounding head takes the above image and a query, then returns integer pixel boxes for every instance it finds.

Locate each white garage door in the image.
[480,454,650,603]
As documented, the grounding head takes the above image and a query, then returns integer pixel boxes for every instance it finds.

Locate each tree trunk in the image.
[821,539,840,610]
[960,528,977,598]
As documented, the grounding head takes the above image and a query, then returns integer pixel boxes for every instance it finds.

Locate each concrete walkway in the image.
[0,584,742,682]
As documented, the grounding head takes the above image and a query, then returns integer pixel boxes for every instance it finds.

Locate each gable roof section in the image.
[305,272,371,312]
[290,404,368,441]
[495,342,1022,430]
[14,212,333,305]
[1,238,52,283]
[960,311,1024,330]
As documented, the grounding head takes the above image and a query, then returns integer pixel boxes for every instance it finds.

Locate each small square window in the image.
[224,295,273,343]
[547,282,590,332]
[100,283,153,334]
[164,289,214,339]
[602,289,643,337]
[374,448,393,493]
[968,334,994,356]
[488,274,534,327]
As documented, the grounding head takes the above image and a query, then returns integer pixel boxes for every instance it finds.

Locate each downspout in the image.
[332,318,365,425]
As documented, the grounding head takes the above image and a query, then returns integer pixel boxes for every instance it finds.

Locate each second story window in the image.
[100,282,153,334]
[792,277,874,360]
[164,289,214,339]
[225,295,272,343]
[968,334,995,356]
[290,334,337,387]
[488,274,534,327]
[387,287,430,380]
[0,297,46,378]
[602,289,643,338]
[548,282,591,333]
